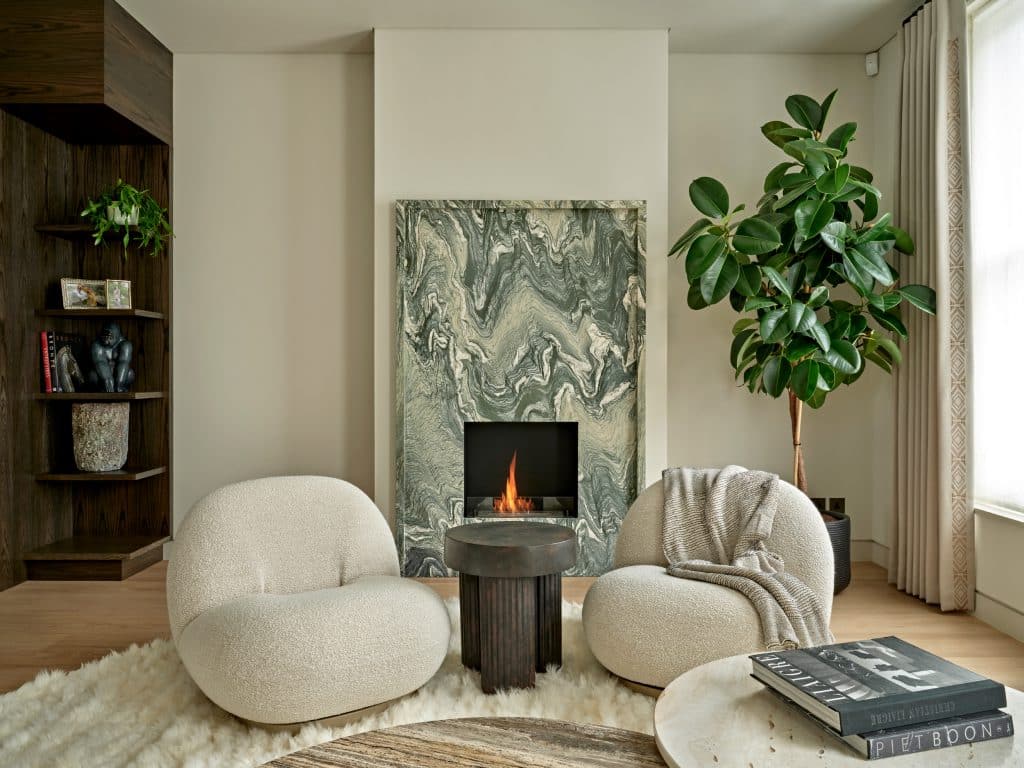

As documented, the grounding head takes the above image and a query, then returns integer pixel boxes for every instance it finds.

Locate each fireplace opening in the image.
[464,421,578,518]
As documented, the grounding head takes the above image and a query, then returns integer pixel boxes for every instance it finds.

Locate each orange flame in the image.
[494,450,534,513]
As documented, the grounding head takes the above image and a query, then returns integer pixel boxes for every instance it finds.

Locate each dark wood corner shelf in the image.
[32,391,166,401]
[36,466,167,482]
[34,223,100,240]
[35,308,165,320]
[23,535,169,580]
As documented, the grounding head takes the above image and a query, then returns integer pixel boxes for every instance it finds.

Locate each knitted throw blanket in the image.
[662,465,833,651]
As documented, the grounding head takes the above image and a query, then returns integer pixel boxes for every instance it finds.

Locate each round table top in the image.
[654,654,1023,767]
[265,717,662,767]
[444,521,576,577]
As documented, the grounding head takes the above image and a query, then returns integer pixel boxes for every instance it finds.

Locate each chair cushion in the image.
[176,575,450,724]
[582,564,765,688]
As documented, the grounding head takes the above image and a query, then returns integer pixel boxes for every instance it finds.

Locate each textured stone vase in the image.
[72,403,129,472]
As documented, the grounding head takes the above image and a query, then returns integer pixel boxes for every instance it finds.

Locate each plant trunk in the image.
[788,390,808,493]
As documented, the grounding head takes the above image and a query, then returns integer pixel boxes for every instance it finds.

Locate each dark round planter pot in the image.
[823,511,852,594]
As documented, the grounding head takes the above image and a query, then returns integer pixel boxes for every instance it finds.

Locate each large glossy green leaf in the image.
[892,226,915,255]
[730,329,757,368]
[785,336,818,360]
[815,164,851,196]
[685,234,726,281]
[855,212,892,243]
[869,305,909,338]
[820,221,847,253]
[849,178,883,199]
[825,122,857,152]
[763,162,797,193]
[868,292,902,311]
[761,265,792,300]
[761,120,792,149]
[734,264,762,297]
[788,302,817,332]
[899,284,936,315]
[806,318,831,353]
[849,244,895,286]
[839,256,872,296]
[786,262,806,296]
[669,217,712,257]
[774,180,816,210]
[779,171,813,189]
[785,94,823,131]
[794,200,835,239]
[760,308,790,343]
[689,177,730,218]
[686,281,708,310]
[877,336,903,365]
[733,217,782,255]
[825,339,861,375]
[762,357,792,398]
[818,363,838,390]
[856,192,879,222]
[807,285,829,307]
[732,318,758,334]
[817,89,837,131]
[848,166,874,183]
[743,296,777,311]
[791,359,819,400]
[700,253,740,304]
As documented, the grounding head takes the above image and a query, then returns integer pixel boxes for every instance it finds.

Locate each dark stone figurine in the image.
[88,322,135,393]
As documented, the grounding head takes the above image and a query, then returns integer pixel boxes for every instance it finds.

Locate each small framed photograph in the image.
[105,279,132,309]
[60,278,107,310]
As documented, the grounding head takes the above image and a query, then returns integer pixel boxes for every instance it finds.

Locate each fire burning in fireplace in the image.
[493,451,534,513]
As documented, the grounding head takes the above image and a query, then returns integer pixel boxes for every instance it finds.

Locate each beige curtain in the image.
[890,0,973,611]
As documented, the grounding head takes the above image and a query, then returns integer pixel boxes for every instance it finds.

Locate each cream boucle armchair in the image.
[166,475,451,725]
[582,474,833,689]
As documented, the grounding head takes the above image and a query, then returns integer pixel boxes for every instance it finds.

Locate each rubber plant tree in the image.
[669,90,936,495]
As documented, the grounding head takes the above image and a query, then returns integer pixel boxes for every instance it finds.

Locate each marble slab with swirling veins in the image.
[395,200,646,576]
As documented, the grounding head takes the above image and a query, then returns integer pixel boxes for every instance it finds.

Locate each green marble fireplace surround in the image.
[395,200,646,576]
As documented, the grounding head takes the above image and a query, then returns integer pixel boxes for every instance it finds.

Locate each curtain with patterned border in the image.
[889,0,973,611]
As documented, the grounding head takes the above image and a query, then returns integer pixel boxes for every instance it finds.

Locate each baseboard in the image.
[974,592,1024,643]
[851,539,889,568]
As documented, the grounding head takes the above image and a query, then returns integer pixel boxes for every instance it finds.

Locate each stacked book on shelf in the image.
[39,330,88,393]
[751,636,1013,760]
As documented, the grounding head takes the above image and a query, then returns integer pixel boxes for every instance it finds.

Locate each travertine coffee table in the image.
[654,654,1023,767]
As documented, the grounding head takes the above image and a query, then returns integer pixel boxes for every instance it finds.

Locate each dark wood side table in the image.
[444,521,577,693]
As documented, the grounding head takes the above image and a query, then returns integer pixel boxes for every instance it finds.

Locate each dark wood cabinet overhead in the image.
[0,0,171,144]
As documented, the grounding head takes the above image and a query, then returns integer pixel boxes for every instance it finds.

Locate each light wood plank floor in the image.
[0,562,1021,694]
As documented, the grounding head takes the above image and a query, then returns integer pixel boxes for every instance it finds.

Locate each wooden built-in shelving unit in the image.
[0,0,174,587]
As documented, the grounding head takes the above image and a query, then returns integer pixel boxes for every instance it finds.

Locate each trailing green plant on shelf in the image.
[669,90,936,494]
[80,179,173,258]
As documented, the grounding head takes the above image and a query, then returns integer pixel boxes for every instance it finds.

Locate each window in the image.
[970,0,1024,512]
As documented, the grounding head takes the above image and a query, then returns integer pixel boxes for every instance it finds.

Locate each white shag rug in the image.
[0,600,653,768]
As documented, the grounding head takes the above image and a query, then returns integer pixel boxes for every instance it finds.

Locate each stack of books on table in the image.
[750,636,1014,760]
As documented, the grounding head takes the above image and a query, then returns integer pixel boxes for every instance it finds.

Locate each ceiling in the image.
[119,0,920,55]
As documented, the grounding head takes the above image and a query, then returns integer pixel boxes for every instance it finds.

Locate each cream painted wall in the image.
[975,511,1024,640]
[373,29,669,525]
[668,53,894,552]
[172,54,374,530]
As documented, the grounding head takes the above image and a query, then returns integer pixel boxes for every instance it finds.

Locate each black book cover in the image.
[53,333,89,393]
[764,684,1013,759]
[751,636,1007,735]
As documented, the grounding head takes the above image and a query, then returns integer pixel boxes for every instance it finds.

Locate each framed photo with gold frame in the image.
[60,278,106,310]
[105,279,132,309]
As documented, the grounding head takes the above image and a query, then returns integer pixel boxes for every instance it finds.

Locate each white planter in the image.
[107,203,139,226]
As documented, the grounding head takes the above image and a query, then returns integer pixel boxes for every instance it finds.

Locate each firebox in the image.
[463,421,578,518]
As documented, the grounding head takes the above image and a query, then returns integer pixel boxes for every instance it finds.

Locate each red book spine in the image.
[40,331,52,393]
